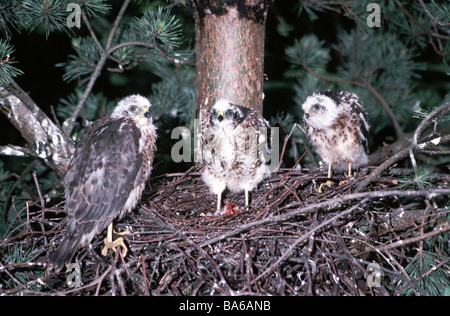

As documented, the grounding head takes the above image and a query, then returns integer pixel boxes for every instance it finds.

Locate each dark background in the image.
[1,0,448,170]
[0,1,362,144]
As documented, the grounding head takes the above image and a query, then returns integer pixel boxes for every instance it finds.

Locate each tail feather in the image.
[50,234,82,271]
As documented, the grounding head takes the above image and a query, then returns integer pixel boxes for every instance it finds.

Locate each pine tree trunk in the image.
[194,0,271,115]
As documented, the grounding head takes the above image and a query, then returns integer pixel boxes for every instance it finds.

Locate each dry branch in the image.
[355,102,450,192]
[0,82,74,175]
[1,165,448,296]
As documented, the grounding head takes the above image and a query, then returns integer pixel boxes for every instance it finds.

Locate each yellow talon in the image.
[318,162,333,193]
[339,163,354,186]
[101,223,129,258]
[318,180,333,193]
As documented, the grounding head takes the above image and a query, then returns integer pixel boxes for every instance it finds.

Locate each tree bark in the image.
[194,0,271,115]
[0,82,74,175]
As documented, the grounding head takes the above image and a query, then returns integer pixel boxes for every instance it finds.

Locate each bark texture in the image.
[0,83,74,175]
[194,0,271,114]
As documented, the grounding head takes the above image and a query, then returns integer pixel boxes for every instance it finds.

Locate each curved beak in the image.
[304,109,310,119]
[217,111,224,122]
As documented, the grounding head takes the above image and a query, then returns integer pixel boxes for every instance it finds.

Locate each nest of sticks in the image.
[0,164,449,296]
[1,103,449,295]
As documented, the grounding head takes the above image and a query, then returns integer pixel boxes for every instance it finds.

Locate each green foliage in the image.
[74,0,111,17]
[134,6,183,48]
[0,245,45,291]
[57,37,102,85]
[149,67,196,127]
[0,0,111,37]
[296,1,326,22]
[397,167,434,190]
[56,5,191,92]
[397,250,450,296]
[283,30,431,134]
[279,0,449,145]
[335,30,421,86]
[0,38,23,86]
[431,0,450,22]
[414,94,450,121]
[286,35,330,72]
[0,0,23,35]
[0,159,61,239]
[0,160,27,238]
[0,0,110,87]
[56,90,115,140]
[147,64,196,174]
[20,0,69,38]
[275,16,294,38]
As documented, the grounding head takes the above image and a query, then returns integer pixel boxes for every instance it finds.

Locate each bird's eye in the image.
[211,109,218,116]
[313,104,321,111]
[128,105,138,112]
[225,110,233,117]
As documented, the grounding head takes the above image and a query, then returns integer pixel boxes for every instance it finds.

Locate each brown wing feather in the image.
[240,106,272,155]
[51,116,143,270]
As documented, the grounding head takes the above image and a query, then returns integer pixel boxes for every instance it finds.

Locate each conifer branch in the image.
[396,0,450,41]
[395,0,449,56]
[355,102,450,192]
[107,42,155,54]
[364,82,404,139]
[0,145,33,157]
[0,82,74,175]
[200,188,450,248]
[371,222,450,252]
[81,10,102,52]
[64,0,132,135]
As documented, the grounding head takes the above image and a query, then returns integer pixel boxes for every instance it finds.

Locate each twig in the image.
[365,82,403,139]
[2,160,38,222]
[413,102,450,146]
[355,134,450,192]
[199,188,450,247]
[276,123,305,172]
[65,0,132,135]
[255,199,368,282]
[32,171,49,246]
[81,10,103,52]
[355,102,450,192]
[395,0,449,56]
[140,255,150,296]
[371,222,450,252]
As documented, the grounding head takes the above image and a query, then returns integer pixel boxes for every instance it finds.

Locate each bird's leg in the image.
[339,163,353,186]
[345,162,353,178]
[245,189,249,208]
[318,162,333,193]
[217,192,222,211]
[101,223,129,258]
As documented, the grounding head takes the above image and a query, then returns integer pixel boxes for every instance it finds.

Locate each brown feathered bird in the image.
[200,99,272,211]
[50,95,157,271]
[302,90,370,191]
